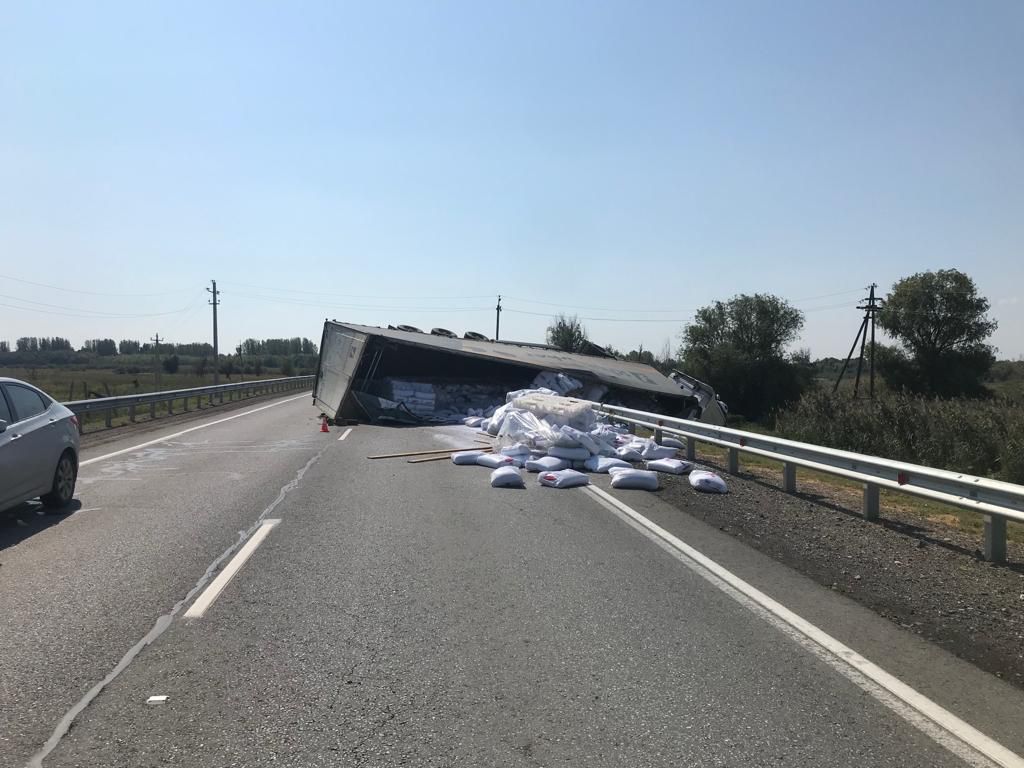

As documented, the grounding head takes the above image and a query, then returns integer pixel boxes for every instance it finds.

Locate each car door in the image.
[0,387,25,509]
[0,383,55,502]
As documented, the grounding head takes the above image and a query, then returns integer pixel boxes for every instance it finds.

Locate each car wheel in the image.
[41,451,77,510]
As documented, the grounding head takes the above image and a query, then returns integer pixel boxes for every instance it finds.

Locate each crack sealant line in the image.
[26,445,328,768]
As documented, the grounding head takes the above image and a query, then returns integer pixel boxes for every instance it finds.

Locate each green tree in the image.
[546,314,589,353]
[877,269,996,397]
[680,294,808,421]
[162,355,180,374]
[281,357,295,376]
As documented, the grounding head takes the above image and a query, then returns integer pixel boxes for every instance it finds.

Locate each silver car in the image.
[0,378,80,514]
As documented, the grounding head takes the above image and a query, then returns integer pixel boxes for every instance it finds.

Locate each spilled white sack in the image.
[641,443,678,460]
[476,453,517,469]
[645,458,693,475]
[609,469,660,490]
[525,456,571,473]
[689,470,728,493]
[584,455,633,473]
[451,451,484,465]
[615,446,643,462]
[548,445,592,461]
[537,469,590,489]
[490,466,525,488]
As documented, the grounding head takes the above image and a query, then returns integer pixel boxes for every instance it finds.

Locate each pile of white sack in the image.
[450,388,728,494]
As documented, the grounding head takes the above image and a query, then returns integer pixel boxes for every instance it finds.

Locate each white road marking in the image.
[183,519,281,619]
[582,485,1024,768]
[29,449,325,768]
[80,394,309,467]
[338,427,353,441]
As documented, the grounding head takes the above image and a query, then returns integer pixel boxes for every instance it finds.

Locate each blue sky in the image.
[1,1,1022,359]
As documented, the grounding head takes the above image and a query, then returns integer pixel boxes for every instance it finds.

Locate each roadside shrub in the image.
[777,390,1024,482]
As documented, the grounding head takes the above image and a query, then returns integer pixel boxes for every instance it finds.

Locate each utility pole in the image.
[833,283,883,399]
[495,295,502,341]
[151,333,162,389]
[207,279,220,385]
[865,283,880,400]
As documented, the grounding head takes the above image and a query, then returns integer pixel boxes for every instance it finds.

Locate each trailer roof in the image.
[327,321,687,399]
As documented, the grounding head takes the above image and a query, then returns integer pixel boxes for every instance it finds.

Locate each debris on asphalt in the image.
[476,453,517,469]
[689,470,729,493]
[583,456,632,473]
[146,695,168,705]
[537,469,591,489]
[490,466,525,488]
[451,451,485,465]
[524,456,571,473]
[646,458,694,475]
[609,468,661,491]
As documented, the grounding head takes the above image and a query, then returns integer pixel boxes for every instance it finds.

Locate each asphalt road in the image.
[2,393,1023,767]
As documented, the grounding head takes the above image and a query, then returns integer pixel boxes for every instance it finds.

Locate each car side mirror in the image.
[0,420,7,434]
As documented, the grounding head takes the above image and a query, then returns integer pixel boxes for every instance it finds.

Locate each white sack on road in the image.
[476,453,517,469]
[609,469,660,490]
[451,451,484,465]
[490,466,525,488]
[584,456,632,473]
[537,469,590,489]
[689,470,728,493]
[645,458,693,475]
[641,443,678,460]
[547,445,592,461]
[615,446,643,462]
[525,456,571,473]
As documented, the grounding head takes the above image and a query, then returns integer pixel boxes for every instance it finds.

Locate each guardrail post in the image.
[129,404,136,423]
[150,402,156,419]
[863,483,880,521]
[183,395,190,412]
[167,397,174,415]
[655,420,663,444]
[727,447,739,474]
[984,516,1007,563]
[783,462,796,493]
[105,408,113,428]
[686,436,696,461]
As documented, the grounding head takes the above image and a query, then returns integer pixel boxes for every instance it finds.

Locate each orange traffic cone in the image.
[320,416,330,433]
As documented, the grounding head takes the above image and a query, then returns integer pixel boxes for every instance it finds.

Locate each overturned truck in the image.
[312,321,727,426]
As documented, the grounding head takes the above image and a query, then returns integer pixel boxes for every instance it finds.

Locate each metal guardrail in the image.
[592,403,1024,564]
[65,376,315,433]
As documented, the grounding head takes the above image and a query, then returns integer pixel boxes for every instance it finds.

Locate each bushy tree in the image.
[546,314,589,353]
[162,355,180,374]
[878,269,996,397]
[680,294,809,421]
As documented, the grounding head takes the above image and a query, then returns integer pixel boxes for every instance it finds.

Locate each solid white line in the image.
[338,427,353,441]
[582,485,1024,768]
[183,519,281,619]
[80,394,308,467]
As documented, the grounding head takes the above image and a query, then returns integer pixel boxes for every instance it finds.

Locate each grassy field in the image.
[0,366,285,401]
[1,366,302,433]
[692,441,1024,545]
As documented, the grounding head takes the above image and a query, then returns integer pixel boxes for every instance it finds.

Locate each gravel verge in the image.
[657,461,1024,690]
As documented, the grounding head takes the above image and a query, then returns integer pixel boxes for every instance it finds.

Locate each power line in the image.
[229,292,493,312]
[0,273,195,297]
[226,281,492,301]
[0,292,202,318]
